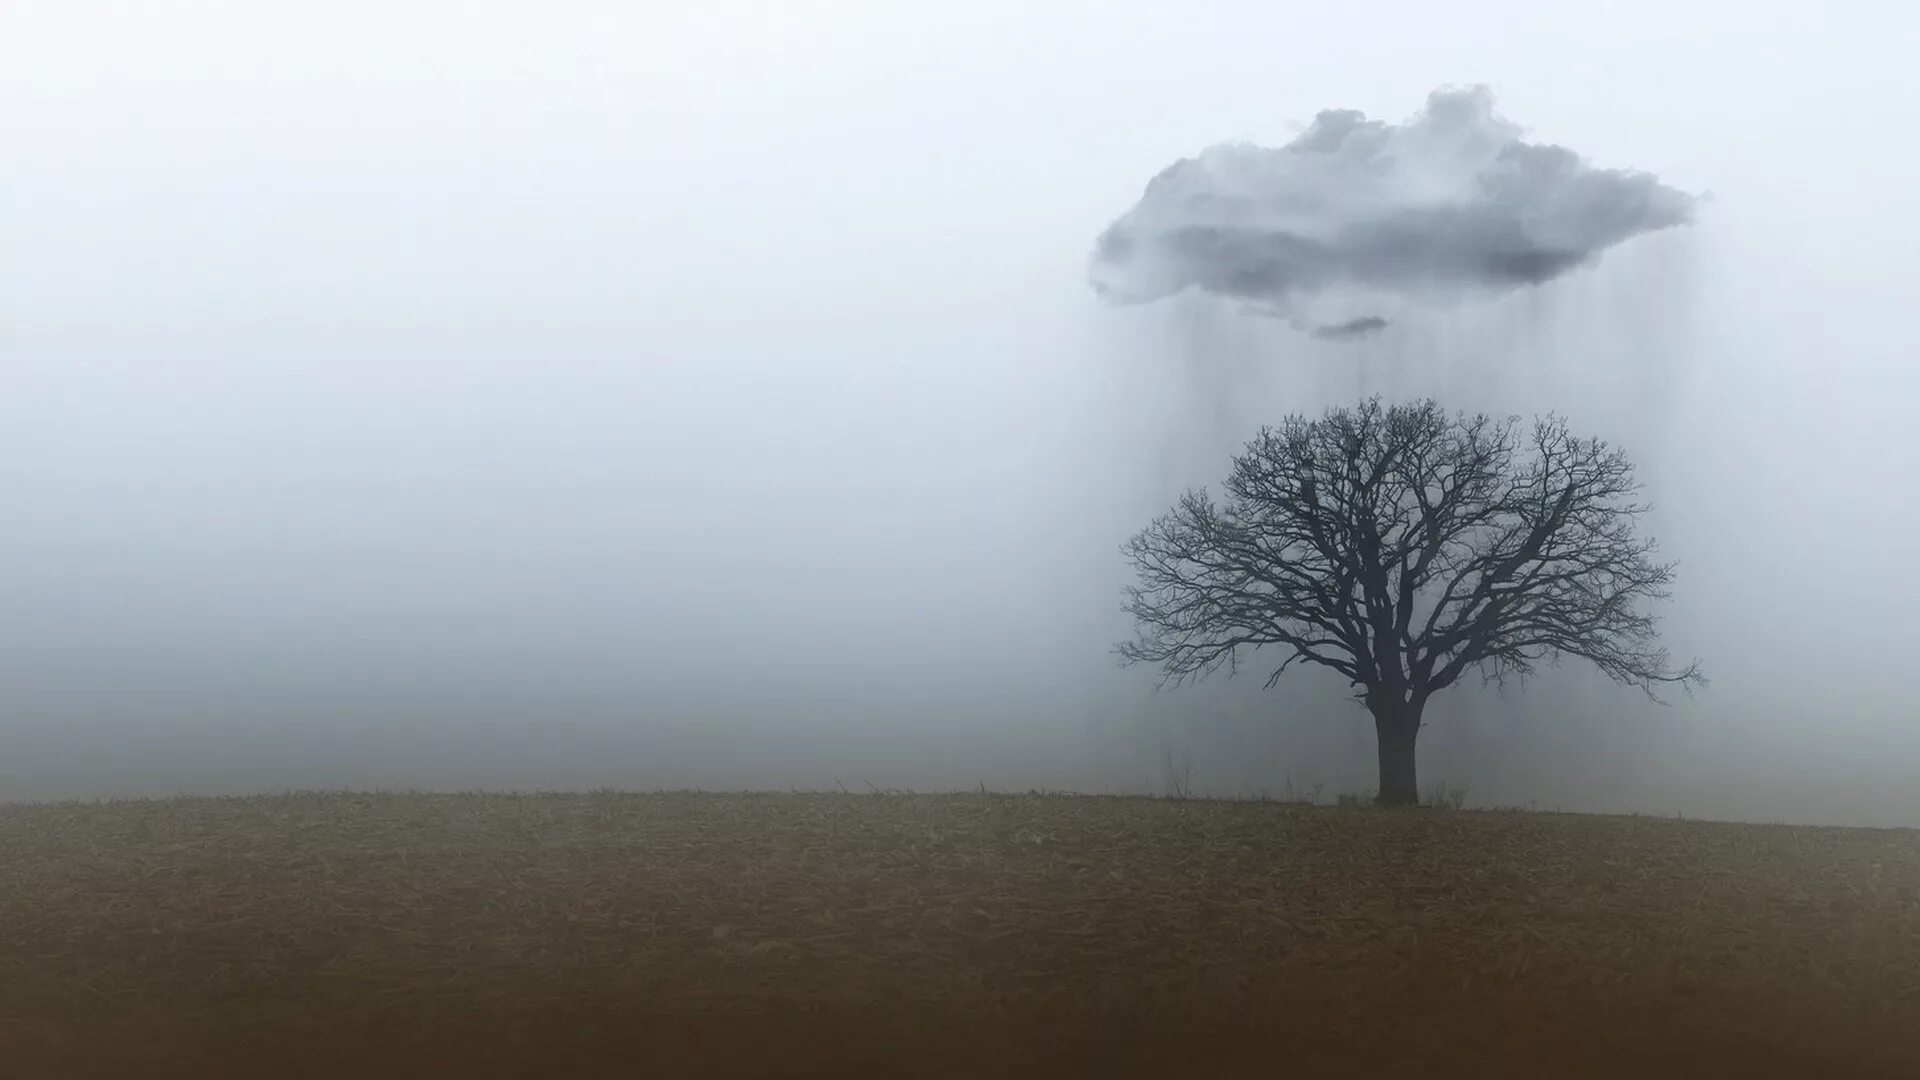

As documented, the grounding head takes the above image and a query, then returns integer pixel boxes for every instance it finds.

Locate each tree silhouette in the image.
[1119,398,1702,805]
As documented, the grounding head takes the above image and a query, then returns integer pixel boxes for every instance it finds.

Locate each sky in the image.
[4,2,1919,823]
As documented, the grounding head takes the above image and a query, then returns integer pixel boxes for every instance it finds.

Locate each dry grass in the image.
[2,790,1918,1078]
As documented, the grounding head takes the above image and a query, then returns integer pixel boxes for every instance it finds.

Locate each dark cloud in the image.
[1310,316,1389,341]
[1089,86,1696,334]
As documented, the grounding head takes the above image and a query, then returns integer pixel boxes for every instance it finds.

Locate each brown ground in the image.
[2,790,1917,1078]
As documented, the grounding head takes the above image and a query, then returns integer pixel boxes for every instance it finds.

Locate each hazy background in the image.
[5,1,1918,824]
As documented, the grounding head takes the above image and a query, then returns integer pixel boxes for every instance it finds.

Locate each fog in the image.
[5,2,1918,825]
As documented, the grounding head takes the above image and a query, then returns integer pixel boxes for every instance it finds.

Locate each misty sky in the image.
[5,2,1919,823]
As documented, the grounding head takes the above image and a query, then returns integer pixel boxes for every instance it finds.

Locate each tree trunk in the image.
[1369,694,1423,806]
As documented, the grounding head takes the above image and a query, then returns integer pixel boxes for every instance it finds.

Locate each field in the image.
[2,790,1917,1078]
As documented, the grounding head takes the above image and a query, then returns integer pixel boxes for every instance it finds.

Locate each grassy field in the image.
[2,790,1917,1078]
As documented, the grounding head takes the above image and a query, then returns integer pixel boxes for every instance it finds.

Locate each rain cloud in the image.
[1089,86,1697,335]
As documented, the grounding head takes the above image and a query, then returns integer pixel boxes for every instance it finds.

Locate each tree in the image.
[1118,398,1702,806]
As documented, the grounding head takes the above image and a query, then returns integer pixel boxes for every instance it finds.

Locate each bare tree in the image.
[1119,398,1702,806]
